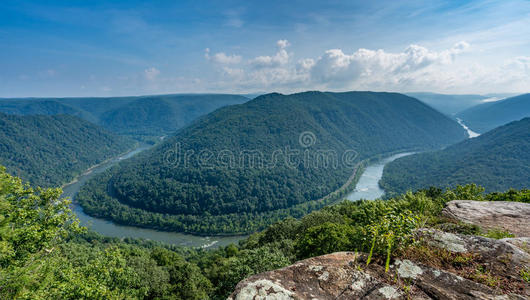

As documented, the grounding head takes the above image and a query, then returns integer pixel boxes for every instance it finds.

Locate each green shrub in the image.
[482,228,515,239]
[296,222,360,258]
[521,268,530,283]
[365,210,420,272]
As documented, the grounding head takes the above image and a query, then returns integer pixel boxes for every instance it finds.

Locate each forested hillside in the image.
[0,94,249,137]
[381,117,530,196]
[77,91,467,234]
[456,93,530,133]
[0,113,134,187]
[406,92,487,115]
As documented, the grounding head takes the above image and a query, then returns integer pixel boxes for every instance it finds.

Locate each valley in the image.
[456,93,530,133]
[75,91,467,235]
[4,2,530,299]
[63,144,417,246]
[456,118,480,138]
[0,112,135,187]
[1,90,529,299]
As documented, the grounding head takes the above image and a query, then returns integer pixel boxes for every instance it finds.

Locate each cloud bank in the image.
[202,40,528,94]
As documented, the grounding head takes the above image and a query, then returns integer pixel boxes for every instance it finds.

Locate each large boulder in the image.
[442,200,530,237]
[229,245,528,299]
[416,228,530,283]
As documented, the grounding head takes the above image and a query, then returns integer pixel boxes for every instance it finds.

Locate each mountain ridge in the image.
[0,94,250,137]
[457,93,530,133]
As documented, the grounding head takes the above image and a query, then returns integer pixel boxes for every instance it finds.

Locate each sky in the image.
[1,0,529,97]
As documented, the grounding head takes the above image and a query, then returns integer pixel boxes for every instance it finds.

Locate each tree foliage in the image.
[0,113,134,187]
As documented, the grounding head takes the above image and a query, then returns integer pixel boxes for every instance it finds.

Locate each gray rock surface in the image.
[501,237,530,254]
[418,228,530,279]
[442,200,530,237]
[229,250,528,299]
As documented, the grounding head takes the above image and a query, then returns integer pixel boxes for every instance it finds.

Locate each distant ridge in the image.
[456,93,529,133]
[0,94,249,137]
[406,92,487,115]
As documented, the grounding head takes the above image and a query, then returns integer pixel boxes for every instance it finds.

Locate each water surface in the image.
[456,118,480,138]
[346,152,415,201]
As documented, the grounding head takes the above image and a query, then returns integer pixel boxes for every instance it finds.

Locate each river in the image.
[346,152,415,201]
[63,146,416,247]
[61,144,245,249]
[456,118,480,138]
[345,118,478,201]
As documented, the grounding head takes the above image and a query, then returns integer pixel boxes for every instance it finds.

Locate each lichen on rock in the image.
[229,279,295,300]
[395,259,423,279]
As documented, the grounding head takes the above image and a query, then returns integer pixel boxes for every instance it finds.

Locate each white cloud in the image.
[204,40,528,94]
[144,67,160,81]
[249,39,290,68]
[277,39,290,48]
[297,58,315,71]
[205,49,242,64]
[306,42,470,88]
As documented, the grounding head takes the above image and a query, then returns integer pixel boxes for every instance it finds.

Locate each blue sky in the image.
[1,0,529,97]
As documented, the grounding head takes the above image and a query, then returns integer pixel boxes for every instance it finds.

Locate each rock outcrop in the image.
[442,200,530,237]
[229,247,528,299]
[230,201,530,299]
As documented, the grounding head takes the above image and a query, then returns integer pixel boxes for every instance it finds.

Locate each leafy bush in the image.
[482,228,515,239]
[365,210,420,272]
[296,222,360,258]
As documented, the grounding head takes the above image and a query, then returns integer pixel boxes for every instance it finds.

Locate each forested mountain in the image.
[406,92,487,115]
[456,93,530,133]
[77,91,467,234]
[0,94,249,137]
[381,117,530,196]
[0,112,134,187]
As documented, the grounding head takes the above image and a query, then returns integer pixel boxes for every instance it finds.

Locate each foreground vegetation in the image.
[2,165,528,299]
